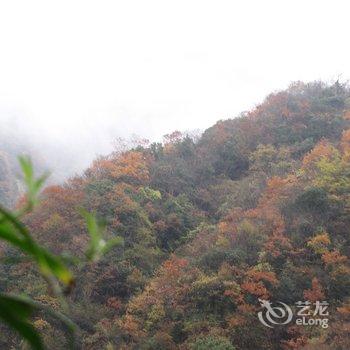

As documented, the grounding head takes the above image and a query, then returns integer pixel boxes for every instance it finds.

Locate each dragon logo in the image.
[258,299,293,328]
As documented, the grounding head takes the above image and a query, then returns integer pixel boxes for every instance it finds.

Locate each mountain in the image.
[1,81,350,349]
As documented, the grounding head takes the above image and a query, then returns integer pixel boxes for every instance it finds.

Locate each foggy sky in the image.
[0,0,349,177]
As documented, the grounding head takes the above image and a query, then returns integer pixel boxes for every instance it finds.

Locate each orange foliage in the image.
[90,151,149,183]
[263,231,292,258]
[341,129,350,155]
[111,151,149,183]
[118,313,145,339]
[307,233,330,254]
[244,177,294,258]
[227,314,247,327]
[241,280,269,299]
[302,140,336,167]
[247,176,296,232]
[237,303,256,314]
[128,255,191,313]
[246,269,278,285]
[106,297,123,311]
[343,110,350,120]
[337,303,350,315]
[282,336,308,349]
[322,250,348,265]
[161,256,189,281]
[42,185,85,211]
[303,278,325,302]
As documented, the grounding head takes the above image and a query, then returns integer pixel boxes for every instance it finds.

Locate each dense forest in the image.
[0,81,350,349]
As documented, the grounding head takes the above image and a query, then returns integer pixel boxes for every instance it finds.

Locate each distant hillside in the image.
[1,81,350,349]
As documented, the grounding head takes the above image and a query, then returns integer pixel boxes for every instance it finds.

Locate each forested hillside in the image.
[1,81,350,349]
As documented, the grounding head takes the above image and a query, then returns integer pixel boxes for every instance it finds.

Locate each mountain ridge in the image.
[1,80,350,349]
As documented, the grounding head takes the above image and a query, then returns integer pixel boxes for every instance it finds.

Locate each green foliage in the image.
[80,209,123,262]
[189,274,235,315]
[18,156,49,212]
[0,158,76,348]
[2,81,350,349]
[315,155,350,194]
[0,294,43,349]
[294,187,330,215]
[139,186,162,201]
[0,158,123,349]
[0,158,73,287]
[190,336,236,350]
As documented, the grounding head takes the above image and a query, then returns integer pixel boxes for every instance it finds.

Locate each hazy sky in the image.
[0,0,349,174]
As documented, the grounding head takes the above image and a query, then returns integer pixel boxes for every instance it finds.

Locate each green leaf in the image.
[0,206,73,286]
[18,155,49,210]
[101,236,124,255]
[0,157,77,348]
[37,249,74,286]
[0,220,28,251]
[80,209,123,261]
[0,294,78,350]
[0,294,43,350]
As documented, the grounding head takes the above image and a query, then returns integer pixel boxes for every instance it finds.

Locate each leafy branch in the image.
[0,156,123,349]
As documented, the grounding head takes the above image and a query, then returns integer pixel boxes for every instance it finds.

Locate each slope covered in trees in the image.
[1,81,350,349]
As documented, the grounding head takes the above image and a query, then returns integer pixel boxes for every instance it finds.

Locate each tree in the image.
[190,336,236,350]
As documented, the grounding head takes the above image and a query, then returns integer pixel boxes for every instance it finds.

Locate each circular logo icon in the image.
[258,299,293,328]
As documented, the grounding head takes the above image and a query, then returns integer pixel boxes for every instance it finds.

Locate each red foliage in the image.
[303,278,325,302]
